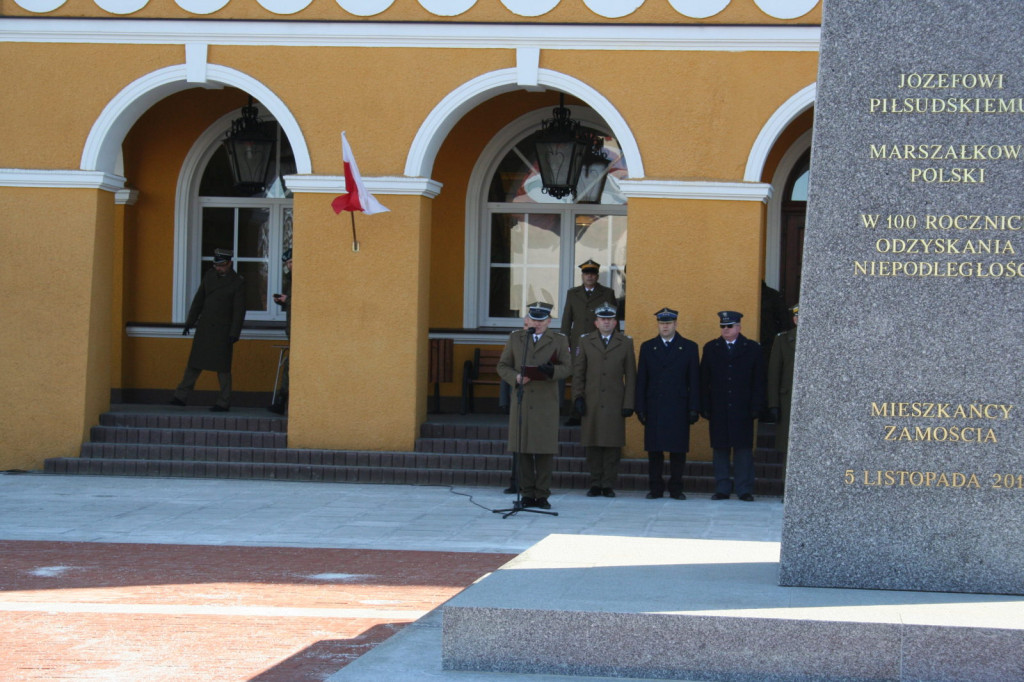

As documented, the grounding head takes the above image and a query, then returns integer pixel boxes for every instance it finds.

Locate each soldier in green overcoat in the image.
[497,302,572,509]
[767,303,799,452]
[560,259,619,425]
[171,249,246,411]
[572,304,636,497]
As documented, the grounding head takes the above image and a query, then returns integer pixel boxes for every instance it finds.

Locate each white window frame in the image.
[464,107,627,329]
[173,108,293,322]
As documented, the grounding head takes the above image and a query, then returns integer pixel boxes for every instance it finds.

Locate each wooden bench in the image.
[461,347,503,414]
[428,338,454,413]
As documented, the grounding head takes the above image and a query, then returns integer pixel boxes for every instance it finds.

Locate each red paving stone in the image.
[0,541,514,681]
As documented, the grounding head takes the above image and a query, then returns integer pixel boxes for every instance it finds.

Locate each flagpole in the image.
[350,212,359,252]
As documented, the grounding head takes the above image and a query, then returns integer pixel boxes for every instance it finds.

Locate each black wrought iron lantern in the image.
[533,95,587,200]
[222,97,276,195]
[574,134,611,204]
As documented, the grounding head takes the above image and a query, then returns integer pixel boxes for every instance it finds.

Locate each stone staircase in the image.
[44,407,785,496]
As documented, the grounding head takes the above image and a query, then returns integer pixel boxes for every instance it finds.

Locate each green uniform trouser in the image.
[518,453,553,500]
[174,366,232,408]
[587,446,621,489]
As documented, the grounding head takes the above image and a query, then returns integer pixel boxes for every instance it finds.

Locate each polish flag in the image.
[331,131,389,215]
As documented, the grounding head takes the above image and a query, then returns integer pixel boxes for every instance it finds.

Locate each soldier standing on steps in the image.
[268,248,292,415]
[560,259,618,425]
[496,302,572,510]
[767,303,799,454]
[171,248,246,412]
[573,303,636,498]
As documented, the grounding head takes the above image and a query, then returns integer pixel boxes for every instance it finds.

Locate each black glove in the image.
[182,327,191,336]
[636,412,646,425]
[538,363,554,378]
[688,410,699,425]
[768,407,780,422]
[574,397,586,416]
[621,408,634,418]
[229,336,239,344]
[751,410,760,420]
[700,410,711,421]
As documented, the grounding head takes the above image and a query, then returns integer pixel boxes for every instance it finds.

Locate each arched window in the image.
[473,119,628,327]
[176,109,295,323]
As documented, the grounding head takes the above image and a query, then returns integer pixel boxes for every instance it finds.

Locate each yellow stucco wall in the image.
[286,193,431,451]
[0,188,113,470]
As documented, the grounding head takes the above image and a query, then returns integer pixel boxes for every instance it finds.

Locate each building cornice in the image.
[0,168,126,192]
[618,180,772,202]
[0,18,819,52]
[284,175,443,198]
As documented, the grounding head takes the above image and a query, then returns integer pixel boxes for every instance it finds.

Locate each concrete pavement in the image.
[0,472,784,680]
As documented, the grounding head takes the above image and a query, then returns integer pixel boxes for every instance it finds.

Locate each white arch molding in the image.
[744,82,815,183]
[405,68,643,181]
[80,64,311,177]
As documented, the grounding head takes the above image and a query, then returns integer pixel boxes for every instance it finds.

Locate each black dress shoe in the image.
[602,488,615,498]
[645,492,663,499]
[169,398,186,406]
[670,492,687,500]
[521,497,536,508]
[586,487,602,497]
[739,493,755,502]
[711,492,730,500]
[210,405,229,412]
[535,498,551,510]
[503,486,517,494]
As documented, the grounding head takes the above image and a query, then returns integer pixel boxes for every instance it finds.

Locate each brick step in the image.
[415,436,783,464]
[99,411,287,433]
[73,442,785,478]
[418,421,779,448]
[43,457,784,496]
[89,425,288,449]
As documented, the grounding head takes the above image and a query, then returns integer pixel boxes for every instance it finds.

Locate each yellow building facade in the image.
[0,0,819,470]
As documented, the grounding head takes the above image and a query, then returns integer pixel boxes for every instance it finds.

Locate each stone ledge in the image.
[441,535,1024,681]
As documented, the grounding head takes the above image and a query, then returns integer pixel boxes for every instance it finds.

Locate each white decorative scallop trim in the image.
[582,0,644,19]
[501,0,559,17]
[667,0,729,20]
[417,0,475,17]
[0,168,125,192]
[284,174,443,198]
[256,0,313,14]
[335,0,394,16]
[617,180,772,202]
[744,82,815,182]
[12,0,66,11]
[174,0,229,14]
[0,19,820,53]
[95,0,148,14]
[754,0,818,20]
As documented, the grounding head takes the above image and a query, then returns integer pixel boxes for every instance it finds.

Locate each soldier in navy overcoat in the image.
[699,311,765,501]
[635,307,700,499]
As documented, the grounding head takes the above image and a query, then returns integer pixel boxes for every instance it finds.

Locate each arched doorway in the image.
[779,151,808,308]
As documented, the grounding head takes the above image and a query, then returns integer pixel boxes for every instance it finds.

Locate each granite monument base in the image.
[442,534,1024,681]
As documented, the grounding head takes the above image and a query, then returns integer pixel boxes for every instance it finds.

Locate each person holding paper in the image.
[496,301,572,510]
